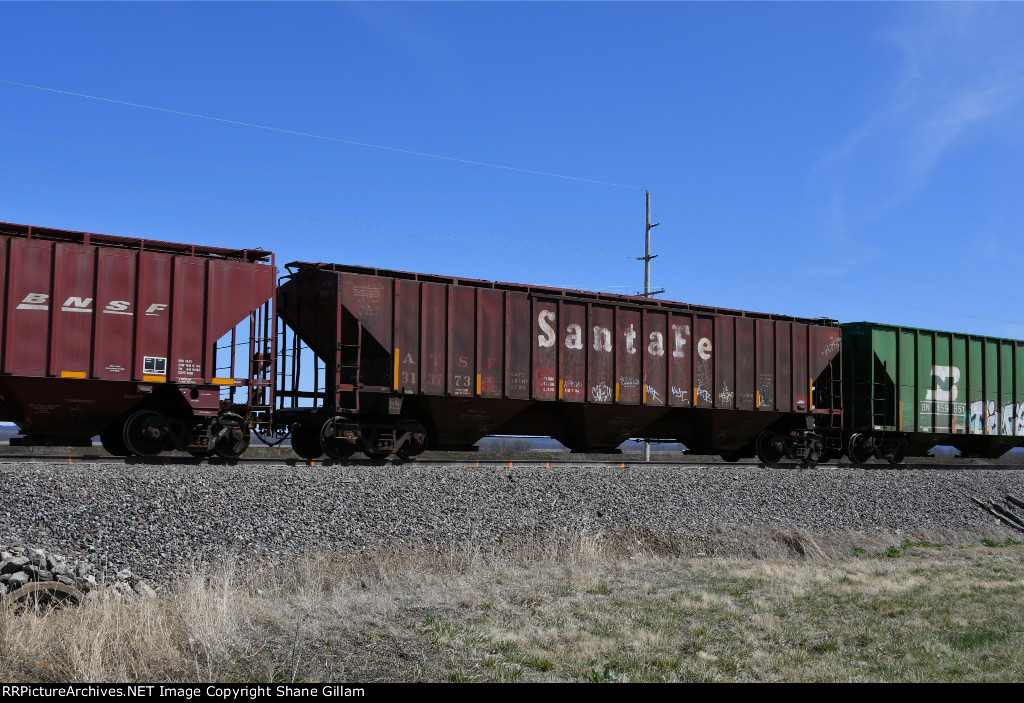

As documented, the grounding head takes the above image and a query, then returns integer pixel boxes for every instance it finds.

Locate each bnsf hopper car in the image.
[273,262,845,462]
[0,222,276,457]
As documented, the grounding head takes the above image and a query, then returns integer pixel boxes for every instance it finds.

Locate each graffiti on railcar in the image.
[646,383,663,405]
[967,400,1024,436]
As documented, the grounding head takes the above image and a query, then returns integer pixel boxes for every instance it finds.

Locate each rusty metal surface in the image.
[279,261,844,453]
[1,580,84,611]
[0,222,275,440]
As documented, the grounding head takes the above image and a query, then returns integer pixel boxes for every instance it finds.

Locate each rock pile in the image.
[0,544,156,602]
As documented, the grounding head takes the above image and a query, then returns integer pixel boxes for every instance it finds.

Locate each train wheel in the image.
[396,419,428,460]
[100,423,129,456]
[756,431,784,463]
[122,410,169,457]
[212,413,250,459]
[847,433,872,464]
[290,423,324,460]
[3,581,83,614]
[886,442,907,465]
[321,417,357,460]
[802,439,823,464]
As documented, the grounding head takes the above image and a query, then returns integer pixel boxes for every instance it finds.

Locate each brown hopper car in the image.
[274,262,844,462]
[0,222,275,456]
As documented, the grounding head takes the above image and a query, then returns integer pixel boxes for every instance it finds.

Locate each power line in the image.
[0,181,636,259]
[2,178,1016,328]
[12,158,1019,304]
[6,126,1017,284]
[3,81,1019,275]
[0,130,634,224]
[0,79,642,190]
[2,81,1019,315]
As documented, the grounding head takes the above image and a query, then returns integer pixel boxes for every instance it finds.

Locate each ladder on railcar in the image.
[335,320,363,415]
[246,298,276,426]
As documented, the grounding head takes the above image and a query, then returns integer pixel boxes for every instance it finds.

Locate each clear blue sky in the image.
[2,1,1022,339]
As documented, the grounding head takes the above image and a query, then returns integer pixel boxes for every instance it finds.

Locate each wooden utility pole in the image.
[638,191,662,461]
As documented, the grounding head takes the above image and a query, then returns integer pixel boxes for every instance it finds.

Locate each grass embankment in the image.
[2,531,1022,682]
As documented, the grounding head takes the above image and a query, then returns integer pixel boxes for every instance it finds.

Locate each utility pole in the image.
[638,190,662,461]
[638,190,663,298]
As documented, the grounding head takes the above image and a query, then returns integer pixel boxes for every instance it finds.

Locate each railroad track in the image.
[0,453,1022,470]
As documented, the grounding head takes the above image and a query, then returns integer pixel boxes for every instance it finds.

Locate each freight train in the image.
[1,221,1021,463]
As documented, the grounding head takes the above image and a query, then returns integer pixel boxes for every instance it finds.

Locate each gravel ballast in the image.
[1,461,1022,586]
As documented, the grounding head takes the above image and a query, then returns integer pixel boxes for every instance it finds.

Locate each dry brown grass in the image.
[2,528,1023,682]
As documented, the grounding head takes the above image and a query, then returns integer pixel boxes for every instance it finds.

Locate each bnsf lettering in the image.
[61,296,94,313]
[535,309,704,360]
[104,300,133,315]
[15,294,168,316]
[16,293,49,310]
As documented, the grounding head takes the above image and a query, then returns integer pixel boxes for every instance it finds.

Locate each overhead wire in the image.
[0,130,634,224]
[4,161,1020,304]
[0,181,636,260]
[0,79,643,191]
[2,177,1018,327]
[6,79,1017,276]
[2,79,1015,274]
[1,79,1020,325]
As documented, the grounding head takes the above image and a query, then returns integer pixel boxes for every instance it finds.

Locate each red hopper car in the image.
[274,262,844,461]
[0,222,275,457]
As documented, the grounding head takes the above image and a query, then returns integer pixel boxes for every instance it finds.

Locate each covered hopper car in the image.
[0,222,276,457]
[2,220,1023,462]
[840,322,1024,462]
[272,262,845,463]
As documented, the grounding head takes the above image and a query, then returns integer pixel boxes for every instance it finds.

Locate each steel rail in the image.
[0,453,1021,470]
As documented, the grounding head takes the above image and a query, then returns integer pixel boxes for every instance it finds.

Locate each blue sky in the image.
[2,1,1023,339]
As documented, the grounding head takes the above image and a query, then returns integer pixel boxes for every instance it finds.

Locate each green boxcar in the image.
[841,322,1024,460]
